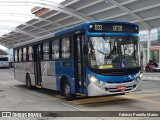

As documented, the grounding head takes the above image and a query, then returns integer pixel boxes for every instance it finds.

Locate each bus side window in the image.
[81,35,85,61]
[26,47,29,61]
[17,49,19,62]
[28,46,33,61]
[14,50,18,62]
[52,40,59,59]
[43,42,50,60]
[77,35,81,62]
[23,48,27,61]
[61,37,72,59]
[19,48,22,62]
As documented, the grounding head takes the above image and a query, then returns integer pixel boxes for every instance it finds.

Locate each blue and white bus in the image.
[14,21,143,100]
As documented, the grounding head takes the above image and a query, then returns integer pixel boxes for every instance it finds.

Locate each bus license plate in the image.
[117,86,126,90]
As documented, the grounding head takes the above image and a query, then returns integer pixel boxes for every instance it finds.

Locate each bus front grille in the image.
[107,79,134,84]
[105,84,136,92]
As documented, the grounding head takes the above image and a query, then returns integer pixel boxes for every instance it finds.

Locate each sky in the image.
[0,0,65,50]
[0,45,7,50]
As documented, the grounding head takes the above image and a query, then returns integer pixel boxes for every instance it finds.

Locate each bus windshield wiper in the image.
[102,34,110,43]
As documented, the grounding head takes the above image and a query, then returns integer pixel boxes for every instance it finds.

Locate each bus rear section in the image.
[0,57,10,68]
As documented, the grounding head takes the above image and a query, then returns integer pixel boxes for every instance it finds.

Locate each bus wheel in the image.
[63,80,74,101]
[26,74,32,89]
[119,93,125,95]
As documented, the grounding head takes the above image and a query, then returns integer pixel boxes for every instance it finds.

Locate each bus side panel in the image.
[14,62,35,85]
[14,63,25,83]
[41,61,57,90]
[55,61,61,92]
[56,60,76,94]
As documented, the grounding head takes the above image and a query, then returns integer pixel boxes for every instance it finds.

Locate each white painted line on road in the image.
[11,86,20,90]
[0,82,7,84]
[30,92,45,98]
[0,81,61,100]
[127,94,160,103]
[0,82,21,90]
[61,102,85,112]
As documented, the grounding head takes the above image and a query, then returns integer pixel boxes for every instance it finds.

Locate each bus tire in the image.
[63,80,74,101]
[26,74,32,89]
[119,93,125,95]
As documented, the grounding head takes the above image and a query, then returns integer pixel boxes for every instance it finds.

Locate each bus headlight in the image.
[139,73,143,79]
[88,75,99,84]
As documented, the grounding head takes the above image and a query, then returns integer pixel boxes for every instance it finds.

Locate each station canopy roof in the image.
[0,0,160,48]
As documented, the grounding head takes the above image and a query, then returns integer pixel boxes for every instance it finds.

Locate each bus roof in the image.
[15,21,138,48]
[54,20,138,37]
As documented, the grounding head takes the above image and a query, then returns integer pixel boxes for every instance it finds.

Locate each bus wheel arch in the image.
[60,76,74,101]
[26,73,32,89]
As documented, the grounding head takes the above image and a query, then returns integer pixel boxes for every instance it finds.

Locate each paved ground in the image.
[0,68,160,120]
[143,72,160,80]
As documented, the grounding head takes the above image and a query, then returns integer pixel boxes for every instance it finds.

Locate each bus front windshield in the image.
[88,36,140,69]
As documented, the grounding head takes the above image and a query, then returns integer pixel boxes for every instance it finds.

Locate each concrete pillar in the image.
[147,30,151,62]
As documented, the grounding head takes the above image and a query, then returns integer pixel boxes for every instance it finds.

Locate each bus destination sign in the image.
[88,23,139,33]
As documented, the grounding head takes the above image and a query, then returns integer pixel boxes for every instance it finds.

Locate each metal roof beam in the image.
[134,2,160,13]
[87,0,138,16]
[76,0,104,11]
[0,26,38,38]
[0,13,53,34]
[40,0,102,25]
[63,0,80,6]
[1,36,33,45]
[23,16,67,29]
[0,1,89,32]
[33,20,82,35]
[132,15,160,23]
[99,3,160,23]
[86,1,160,23]
[0,0,94,41]
[0,19,51,35]
[39,16,72,28]
[20,0,94,30]
[47,1,94,21]
[107,0,151,30]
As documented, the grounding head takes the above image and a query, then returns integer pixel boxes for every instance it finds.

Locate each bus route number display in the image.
[95,24,103,31]
[113,25,122,31]
[89,23,138,33]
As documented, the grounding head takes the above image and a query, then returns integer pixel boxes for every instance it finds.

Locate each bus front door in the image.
[34,45,42,86]
[75,35,86,94]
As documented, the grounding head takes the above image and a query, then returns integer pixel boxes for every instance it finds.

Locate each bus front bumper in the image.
[87,79,142,96]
